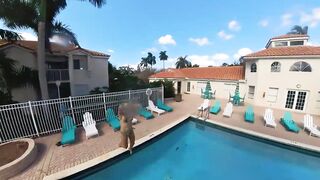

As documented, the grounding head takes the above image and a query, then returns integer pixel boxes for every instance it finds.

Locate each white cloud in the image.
[233,48,253,60]
[300,7,320,27]
[217,30,233,40]
[188,53,230,67]
[188,37,210,46]
[307,41,320,46]
[107,49,114,53]
[158,34,176,45]
[259,19,269,27]
[20,32,37,41]
[141,47,158,55]
[228,20,241,31]
[281,13,293,26]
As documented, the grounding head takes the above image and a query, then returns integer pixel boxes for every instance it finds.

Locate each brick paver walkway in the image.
[10,94,320,180]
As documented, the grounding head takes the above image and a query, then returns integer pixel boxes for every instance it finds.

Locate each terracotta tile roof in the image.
[270,34,309,40]
[244,46,320,58]
[0,40,108,57]
[150,66,244,80]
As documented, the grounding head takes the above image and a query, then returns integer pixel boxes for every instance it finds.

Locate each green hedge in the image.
[149,79,175,98]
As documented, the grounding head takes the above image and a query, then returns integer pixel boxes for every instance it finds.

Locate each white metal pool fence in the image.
[0,87,163,143]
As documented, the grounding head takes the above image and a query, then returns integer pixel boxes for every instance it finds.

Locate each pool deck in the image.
[10,94,320,180]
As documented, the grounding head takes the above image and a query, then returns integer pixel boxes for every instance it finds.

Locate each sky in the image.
[1,0,320,69]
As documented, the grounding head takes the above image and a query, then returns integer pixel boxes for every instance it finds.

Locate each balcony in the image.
[46,69,69,82]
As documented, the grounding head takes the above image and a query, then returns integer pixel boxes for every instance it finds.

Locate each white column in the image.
[68,54,74,96]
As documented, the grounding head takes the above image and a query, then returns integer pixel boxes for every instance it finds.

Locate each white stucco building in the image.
[150,34,320,115]
[0,40,110,102]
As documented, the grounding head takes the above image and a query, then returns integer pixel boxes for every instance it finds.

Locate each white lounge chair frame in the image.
[147,100,165,116]
[82,112,99,139]
[198,99,210,111]
[264,108,276,128]
[303,114,320,137]
[198,99,210,118]
[223,102,233,117]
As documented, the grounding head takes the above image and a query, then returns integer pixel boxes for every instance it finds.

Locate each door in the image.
[177,81,181,94]
[285,90,307,111]
[186,82,191,92]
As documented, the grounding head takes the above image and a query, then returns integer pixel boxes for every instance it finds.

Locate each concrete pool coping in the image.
[196,115,320,154]
[44,114,320,179]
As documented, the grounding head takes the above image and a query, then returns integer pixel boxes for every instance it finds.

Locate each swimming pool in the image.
[68,118,320,180]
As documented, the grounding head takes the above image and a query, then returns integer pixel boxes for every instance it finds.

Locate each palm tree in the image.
[146,52,156,69]
[0,52,39,104]
[159,51,168,70]
[140,57,149,69]
[288,25,308,35]
[0,0,106,99]
[175,56,192,69]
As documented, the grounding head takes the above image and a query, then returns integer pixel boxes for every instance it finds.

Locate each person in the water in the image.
[118,102,137,154]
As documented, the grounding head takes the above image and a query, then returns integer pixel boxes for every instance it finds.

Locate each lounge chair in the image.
[244,105,254,123]
[147,100,165,116]
[156,99,173,112]
[280,112,300,133]
[210,100,221,114]
[61,116,76,145]
[303,114,320,137]
[198,99,210,111]
[105,108,121,131]
[138,107,154,119]
[82,112,99,139]
[264,108,276,128]
[223,102,233,117]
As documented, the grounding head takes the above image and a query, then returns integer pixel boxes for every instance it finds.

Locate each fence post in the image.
[162,85,164,102]
[69,96,76,124]
[103,92,107,110]
[129,90,131,100]
[28,101,40,137]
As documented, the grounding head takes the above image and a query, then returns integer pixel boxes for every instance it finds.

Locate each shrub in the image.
[149,79,175,98]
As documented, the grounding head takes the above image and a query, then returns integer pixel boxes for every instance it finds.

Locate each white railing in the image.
[0,87,163,143]
[46,69,70,81]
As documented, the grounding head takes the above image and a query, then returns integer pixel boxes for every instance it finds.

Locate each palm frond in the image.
[0,29,22,40]
[0,0,38,31]
[51,21,79,46]
[79,0,107,8]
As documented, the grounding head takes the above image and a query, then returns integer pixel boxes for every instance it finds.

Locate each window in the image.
[274,41,288,47]
[267,87,278,102]
[187,82,191,92]
[289,61,312,72]
[250,63,257,72]
[285,90,308,110]
[73,59,88,70]
[271,62,281,72]
[248,86,255,99]
[290,41,304,46]
[317,91,320,108]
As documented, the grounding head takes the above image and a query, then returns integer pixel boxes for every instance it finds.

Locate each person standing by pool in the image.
[118,102,137,154]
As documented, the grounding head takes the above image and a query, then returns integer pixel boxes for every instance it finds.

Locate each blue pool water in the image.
[74,120,320,180]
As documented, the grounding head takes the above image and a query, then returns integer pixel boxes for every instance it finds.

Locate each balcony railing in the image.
[46,69,69,82]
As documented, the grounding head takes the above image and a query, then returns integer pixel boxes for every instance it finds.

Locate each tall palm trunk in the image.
[37,0,49,99]
[163,60,165,71]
